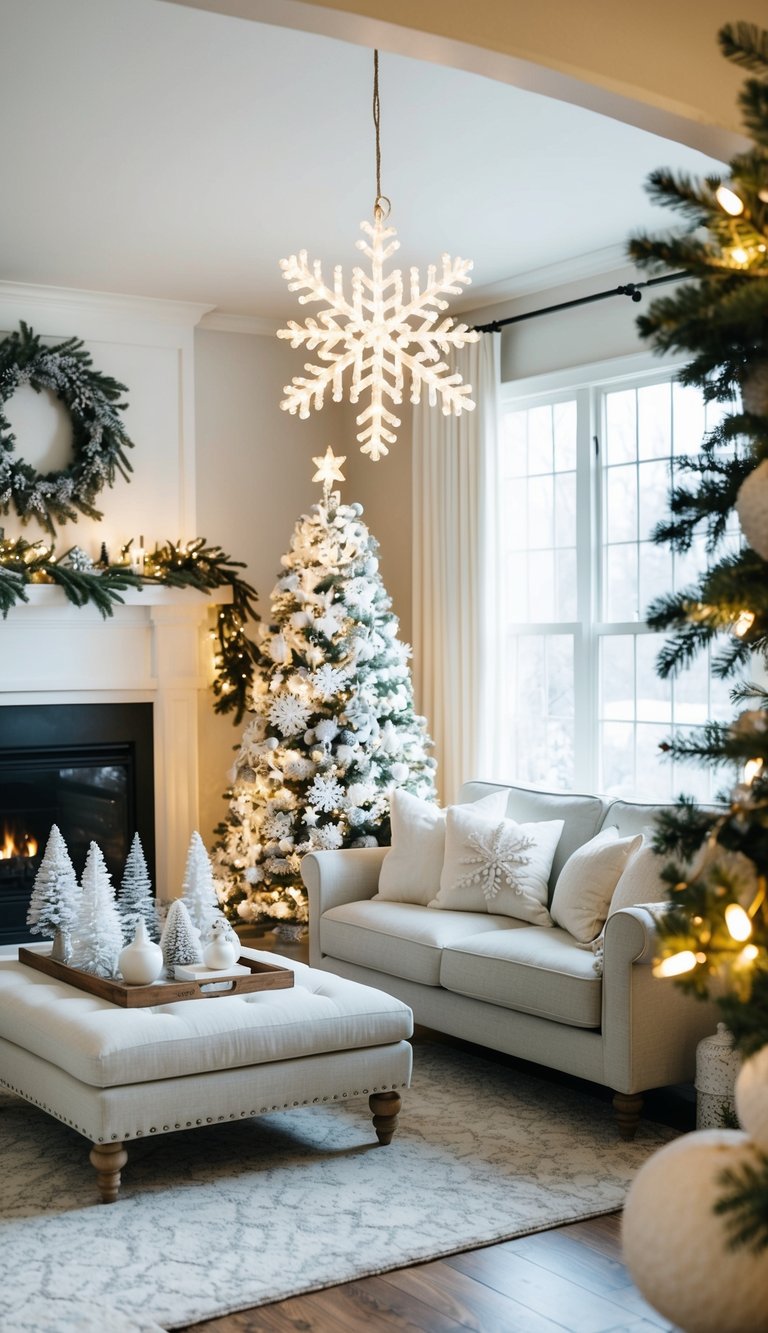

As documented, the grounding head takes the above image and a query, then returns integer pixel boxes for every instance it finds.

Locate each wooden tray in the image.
[17,947,294,1007]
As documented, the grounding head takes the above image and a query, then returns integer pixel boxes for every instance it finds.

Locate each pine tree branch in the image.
[715,1152,768,1255]
[719,22,768,75]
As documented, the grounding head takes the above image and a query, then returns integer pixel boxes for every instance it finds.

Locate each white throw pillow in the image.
[376,788,509,906]
[590,834,670,975]
[549,826,643,943]
[429,806,563,924]
[607,835,669,918]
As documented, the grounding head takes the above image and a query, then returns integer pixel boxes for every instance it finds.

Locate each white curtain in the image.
[412,332,501,803]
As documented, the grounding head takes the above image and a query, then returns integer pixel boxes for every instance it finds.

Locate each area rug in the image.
[0,1039,675,1331]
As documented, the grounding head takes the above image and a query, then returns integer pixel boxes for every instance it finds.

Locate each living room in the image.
[1,1,767,1330]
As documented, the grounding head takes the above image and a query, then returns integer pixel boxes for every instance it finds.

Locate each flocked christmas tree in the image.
[26,824,80,961]
[117,832,158,943]
[70,842,125,978]
[627,21,768,1252]
[182,831,224,942]
[161,898,203,976]
[214,448,436,925]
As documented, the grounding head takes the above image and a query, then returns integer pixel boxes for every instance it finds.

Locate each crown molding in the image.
[454,244,637,313]
[0,281,214,329]
[198,310,279,336]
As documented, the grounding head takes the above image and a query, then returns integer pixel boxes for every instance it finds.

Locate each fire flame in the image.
[0,827,38,859]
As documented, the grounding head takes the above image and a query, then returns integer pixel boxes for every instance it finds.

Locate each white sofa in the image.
[302,781,719,1138]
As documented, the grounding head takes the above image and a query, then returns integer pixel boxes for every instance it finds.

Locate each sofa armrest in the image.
[603,903,667,968]
[601,903,718,1094]
[301,847,388,969]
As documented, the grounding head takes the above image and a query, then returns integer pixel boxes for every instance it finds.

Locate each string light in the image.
[652,950,698,978]
[733,609,755,636]
[744,757,763,784]
[725,902,753,941]
[716,183,745,215]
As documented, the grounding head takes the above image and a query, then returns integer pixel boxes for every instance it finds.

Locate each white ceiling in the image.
[0,0,727,321]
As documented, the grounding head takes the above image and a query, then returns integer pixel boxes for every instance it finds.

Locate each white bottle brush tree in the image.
[182,831,225,942]
[26,824,80,961]
[213,450,437,925]
[117,832,159,943]
[71,842,125,978]
[161,899,203,975]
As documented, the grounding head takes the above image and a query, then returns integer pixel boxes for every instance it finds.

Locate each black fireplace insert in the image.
[0,703,155,945]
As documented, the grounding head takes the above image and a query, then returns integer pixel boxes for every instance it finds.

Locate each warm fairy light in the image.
[725,902,753,941]
[737,943,759,965]
[733,609,755,637]
[731,246,749,265]
[716,184,745,216]
[744,758,763,785]
[652,950,698,978]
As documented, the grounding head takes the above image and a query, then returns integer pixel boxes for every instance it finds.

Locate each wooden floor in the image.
[178,1213,672,1333]
[177,929,676,1333]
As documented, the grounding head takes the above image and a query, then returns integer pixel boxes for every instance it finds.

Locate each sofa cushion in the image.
[457,782,609,892]
[429,806,562,924]
[439,928,603,1029]
[377,787,509,905]
[549,828,643,942]
[320,900,522,985]
[0,952,413,1089]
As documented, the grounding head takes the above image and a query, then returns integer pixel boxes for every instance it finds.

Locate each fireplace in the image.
[0,704,155,945]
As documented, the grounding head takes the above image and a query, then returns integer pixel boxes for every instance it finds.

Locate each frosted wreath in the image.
[0,322,133,534]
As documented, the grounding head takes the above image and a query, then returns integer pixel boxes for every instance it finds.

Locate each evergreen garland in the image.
[0,535,260,722]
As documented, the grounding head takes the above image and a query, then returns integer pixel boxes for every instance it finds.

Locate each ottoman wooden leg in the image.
[89,1141,128,1204]
[369,1091,402,1145]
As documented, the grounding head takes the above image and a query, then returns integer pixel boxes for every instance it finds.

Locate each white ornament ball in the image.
[622,1130,768,1333]
[735,1045,768,1150]
[736,459,768,560]
[391,763,410,783]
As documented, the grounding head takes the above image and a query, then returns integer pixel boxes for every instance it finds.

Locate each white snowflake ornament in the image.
[278,212,479,460]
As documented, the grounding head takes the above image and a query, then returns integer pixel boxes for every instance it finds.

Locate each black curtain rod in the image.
[473,271,686,333]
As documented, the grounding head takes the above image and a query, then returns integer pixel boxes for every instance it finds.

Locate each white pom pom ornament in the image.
[736,459,768,559]
[622,1129,768,1333]
[735,1044,768,1150]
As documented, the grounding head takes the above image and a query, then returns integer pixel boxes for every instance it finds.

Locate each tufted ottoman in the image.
[0,947,413,1203]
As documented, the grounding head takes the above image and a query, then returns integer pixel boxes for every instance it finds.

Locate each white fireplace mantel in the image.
[0,585,233,900]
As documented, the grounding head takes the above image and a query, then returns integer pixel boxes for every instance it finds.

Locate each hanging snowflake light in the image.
[277,52,480,461]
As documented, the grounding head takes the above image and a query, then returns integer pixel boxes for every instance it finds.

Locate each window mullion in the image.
[573,385,595,791]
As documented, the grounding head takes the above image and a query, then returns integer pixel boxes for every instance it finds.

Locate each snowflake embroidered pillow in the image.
[377,788,510,906]
[429,808,563,924]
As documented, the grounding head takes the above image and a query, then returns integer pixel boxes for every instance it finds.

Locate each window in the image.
[485,356,737,801]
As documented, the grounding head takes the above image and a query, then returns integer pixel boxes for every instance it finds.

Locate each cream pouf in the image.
[622,1129,768,1333]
